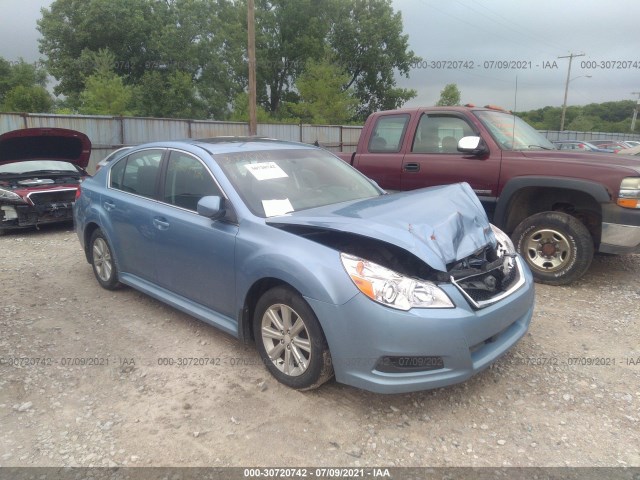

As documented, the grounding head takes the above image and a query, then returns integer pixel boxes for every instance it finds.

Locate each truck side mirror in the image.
[458,136,488,156]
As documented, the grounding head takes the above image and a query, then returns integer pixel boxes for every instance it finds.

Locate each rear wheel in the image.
[89,229,121,290]
[253,286,333,390]
[512,211,594,285]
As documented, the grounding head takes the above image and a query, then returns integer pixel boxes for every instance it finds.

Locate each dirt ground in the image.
[0,223,639,468]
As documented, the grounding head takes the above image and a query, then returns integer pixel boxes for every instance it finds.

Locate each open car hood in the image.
[267,182,496,272]
[0,128,91,168]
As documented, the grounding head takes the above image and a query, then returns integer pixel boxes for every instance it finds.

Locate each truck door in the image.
[401,113,501,218]
[354,113,410,191]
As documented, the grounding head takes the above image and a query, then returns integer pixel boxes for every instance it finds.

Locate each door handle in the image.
[103,201,115,211]
[153,217,170,230]
[404,163,420,172]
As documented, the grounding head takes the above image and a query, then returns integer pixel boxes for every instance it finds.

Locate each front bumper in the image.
[306,262,535,394]
[599,204,640,254]
[0,202,75,231]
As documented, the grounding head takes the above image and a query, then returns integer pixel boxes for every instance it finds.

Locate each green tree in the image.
[328,0,419,120]
[250,0,331,114]
[38,0,168,107]
[38,0,243,118]
[289,57,357,124]
[79,49,135,115]
[229,92,273,122]
[436,83,461,106]
[136,70,206,119]
[3,85,54,113]
[38,0,420,121]
[0,57,52,112]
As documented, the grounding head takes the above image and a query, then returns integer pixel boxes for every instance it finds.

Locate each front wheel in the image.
[253,286,333,390]
[89,229,121,290]
[511,211,594,285]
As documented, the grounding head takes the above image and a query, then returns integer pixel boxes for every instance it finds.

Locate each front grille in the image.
[451,255,525,310]
[27,188,77,206]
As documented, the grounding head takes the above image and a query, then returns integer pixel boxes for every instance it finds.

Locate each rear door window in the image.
[368,114,410,153]
[110,149,163,198]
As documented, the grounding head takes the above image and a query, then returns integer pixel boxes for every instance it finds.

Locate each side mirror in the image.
[458,136,488,156]
[197,196,225,219]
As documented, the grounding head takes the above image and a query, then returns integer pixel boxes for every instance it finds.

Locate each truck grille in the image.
[27,188,77,206]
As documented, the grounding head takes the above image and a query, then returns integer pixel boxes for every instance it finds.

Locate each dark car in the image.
[0,127,90,235]
[74,137,534,393]
[552,140,615,153]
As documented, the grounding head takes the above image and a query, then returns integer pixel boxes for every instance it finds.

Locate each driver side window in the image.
[412,115,475,153]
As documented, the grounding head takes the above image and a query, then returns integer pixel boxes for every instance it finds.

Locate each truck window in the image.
[368,114,410,153]
[412,115,475,153]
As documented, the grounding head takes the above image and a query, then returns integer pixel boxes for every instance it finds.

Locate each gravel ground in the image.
[0,223,639,468]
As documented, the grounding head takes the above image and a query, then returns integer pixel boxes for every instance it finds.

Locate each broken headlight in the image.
[490,224,516,273]
[0,188,25,202]
[340,253,454,311]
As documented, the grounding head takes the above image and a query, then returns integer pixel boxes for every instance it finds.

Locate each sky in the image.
[2,0,639,112]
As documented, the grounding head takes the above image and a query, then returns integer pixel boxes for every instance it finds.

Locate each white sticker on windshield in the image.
[262,199,294,217]
[245,162,288,181]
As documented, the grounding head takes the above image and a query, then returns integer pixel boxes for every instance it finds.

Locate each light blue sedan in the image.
[74,138,534,393]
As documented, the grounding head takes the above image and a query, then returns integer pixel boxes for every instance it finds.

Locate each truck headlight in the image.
[618,177,640,209]
[340,253,454,310]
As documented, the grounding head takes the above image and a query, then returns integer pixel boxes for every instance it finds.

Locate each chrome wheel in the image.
[93,237,113,282]
[512,211,594,285]
[522,228,571,272]
[261,304,311,377]
[89,229,120,290]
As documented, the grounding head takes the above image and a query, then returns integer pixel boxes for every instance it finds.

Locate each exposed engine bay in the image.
[276,224,523,309]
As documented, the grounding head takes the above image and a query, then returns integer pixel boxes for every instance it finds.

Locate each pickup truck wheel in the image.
[254,286,333,390]
[512,211,594,285]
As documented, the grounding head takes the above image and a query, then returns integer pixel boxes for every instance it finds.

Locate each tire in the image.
[253,286,333,390]
[511,211,594,285]
[89,229,121,290]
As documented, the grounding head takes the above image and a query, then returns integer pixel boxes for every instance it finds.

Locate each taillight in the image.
[75,185,82,200]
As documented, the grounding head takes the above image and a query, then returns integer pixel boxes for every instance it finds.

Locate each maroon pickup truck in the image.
[337,105,640,285]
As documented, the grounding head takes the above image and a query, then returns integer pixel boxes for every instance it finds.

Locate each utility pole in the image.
[247,0,257,136]
[631,92,640,132]
[559,52,585,131]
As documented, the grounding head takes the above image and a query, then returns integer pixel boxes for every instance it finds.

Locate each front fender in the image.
[494,176,610,229]
[235,222,358,309]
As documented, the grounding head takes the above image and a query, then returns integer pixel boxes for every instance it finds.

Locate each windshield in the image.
[475,110,556,151]
[215,148,382,217]
[0,160,81,175]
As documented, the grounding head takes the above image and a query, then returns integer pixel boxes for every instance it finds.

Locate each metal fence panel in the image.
[257,123,300,142]
[122,117,190,144]
[0,113,26,132]
[191,121,249,138]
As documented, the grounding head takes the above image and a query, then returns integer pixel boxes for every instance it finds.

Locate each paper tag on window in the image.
[245,162,288,181]
[262,199,294,217]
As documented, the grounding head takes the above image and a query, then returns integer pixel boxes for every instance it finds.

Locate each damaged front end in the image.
[274,222,526,311]
[443,226,525,309]
[266,183,528,311]
[0,179,81,232]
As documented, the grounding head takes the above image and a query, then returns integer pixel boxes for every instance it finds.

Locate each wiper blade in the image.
[527,144,554,150]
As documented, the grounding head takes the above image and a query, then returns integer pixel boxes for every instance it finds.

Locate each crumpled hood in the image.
[267,182,496,272]
[0,128,91,168]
